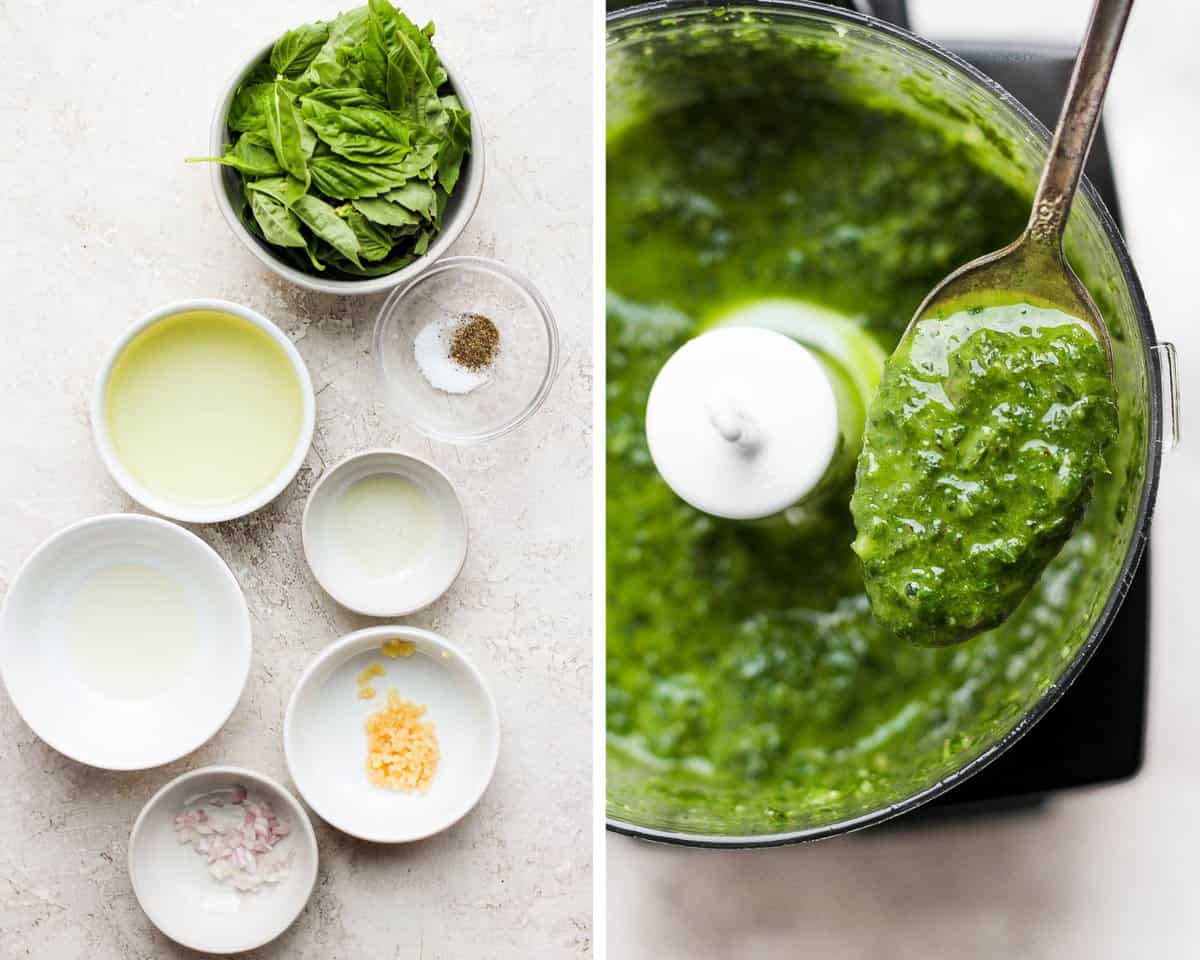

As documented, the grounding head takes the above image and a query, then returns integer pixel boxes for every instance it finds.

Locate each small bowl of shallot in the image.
[128,765,319,954]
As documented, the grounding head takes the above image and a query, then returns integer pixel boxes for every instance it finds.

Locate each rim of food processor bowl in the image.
[605,0,1165,848]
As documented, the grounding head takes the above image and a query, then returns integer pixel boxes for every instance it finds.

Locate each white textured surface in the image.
[609,1,1197,957]
[0,0,592,956]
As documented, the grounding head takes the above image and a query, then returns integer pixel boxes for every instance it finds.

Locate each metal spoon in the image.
[906,0,1133,363]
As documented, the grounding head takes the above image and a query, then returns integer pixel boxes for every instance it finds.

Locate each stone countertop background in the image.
[0,1,592,957]
[608,1,1199,957]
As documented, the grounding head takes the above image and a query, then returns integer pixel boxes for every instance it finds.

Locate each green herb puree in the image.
[851,302,1117,646]
[607,85,1128,832]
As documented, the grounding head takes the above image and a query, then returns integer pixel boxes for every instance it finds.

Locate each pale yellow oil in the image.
[104,310,304,506]
[66,563,197,700]
[336,473,436,577]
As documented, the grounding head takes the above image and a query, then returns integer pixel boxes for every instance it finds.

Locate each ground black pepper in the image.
[449,314,500,370]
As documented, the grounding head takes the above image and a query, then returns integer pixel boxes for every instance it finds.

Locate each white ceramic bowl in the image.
[91,298,315,524]
[302,450,468,616]
[284,626,500,843]
[0,515,251,770]
[208,42,485,296]
[129,765,319,954]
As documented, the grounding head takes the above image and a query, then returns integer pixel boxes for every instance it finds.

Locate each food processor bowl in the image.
[606,0,1177,846]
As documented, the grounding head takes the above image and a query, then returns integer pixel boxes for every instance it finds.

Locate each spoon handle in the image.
[1027,0,1134,246]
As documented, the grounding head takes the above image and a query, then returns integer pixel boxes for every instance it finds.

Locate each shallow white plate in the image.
[284,626,500,843]
[302,451,468,617]
[129,765,318,954]
[0,514,250,769]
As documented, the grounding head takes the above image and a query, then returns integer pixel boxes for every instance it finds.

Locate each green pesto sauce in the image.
[851,302,1117,646]
[607,92,1123,830]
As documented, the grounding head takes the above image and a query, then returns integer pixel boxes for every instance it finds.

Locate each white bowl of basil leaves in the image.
[198,1,483,295]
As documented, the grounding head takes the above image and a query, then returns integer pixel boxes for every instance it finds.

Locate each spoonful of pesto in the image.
[851,0,1130,646]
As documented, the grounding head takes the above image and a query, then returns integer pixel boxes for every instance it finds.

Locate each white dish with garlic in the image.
[284,626,500,843]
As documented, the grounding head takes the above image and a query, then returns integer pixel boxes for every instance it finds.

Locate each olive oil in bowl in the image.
[99,305,312,521]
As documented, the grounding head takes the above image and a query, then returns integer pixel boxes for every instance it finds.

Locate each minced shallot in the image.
[173,784,293,892]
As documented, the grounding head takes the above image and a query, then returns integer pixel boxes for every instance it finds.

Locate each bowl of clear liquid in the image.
[91,298,315,525]
[0,514,251,770]
[301,450,469,617]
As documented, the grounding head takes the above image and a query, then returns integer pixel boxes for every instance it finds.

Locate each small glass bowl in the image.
[373,257,559,443]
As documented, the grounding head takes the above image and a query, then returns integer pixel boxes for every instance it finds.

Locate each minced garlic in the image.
[381,638,416,658]
[357,662,385,699]
[365,688,439,792]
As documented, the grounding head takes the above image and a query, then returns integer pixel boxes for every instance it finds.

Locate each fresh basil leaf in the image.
[342,209,394,261]
[245,175,308,207]
[351,196,420,226]
[350,40,389,95]
[249,190,306,247]
[300,100,415,163]
[388,141,439,180]
[265,82,309,184]
[309,25,384,93]
[308,155,412,199]
[305,57,354,90]
[436,106,470,193]
[327,246,416,277]
[368,0,447,86]
[278,74,319,101]
[226,133,285,175]
[228,82,272,133]
[186,131,283,175]
[237,187,264,239]
[309,236,402,277]
[386,61,442,126]
[321,8,370,55]
[273,244,316,272]
[415,141,442,179]
[245,60,277,85]
[384,181,437,221]
[301,238,327,271]
[368,0,445,123]
[306,7,371,86]
[300,118,318,159]
[300,86,387,110]
[293,194,362,266]
[340,13,389,97]
[271,21,330,78]
[412,228,433,255]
